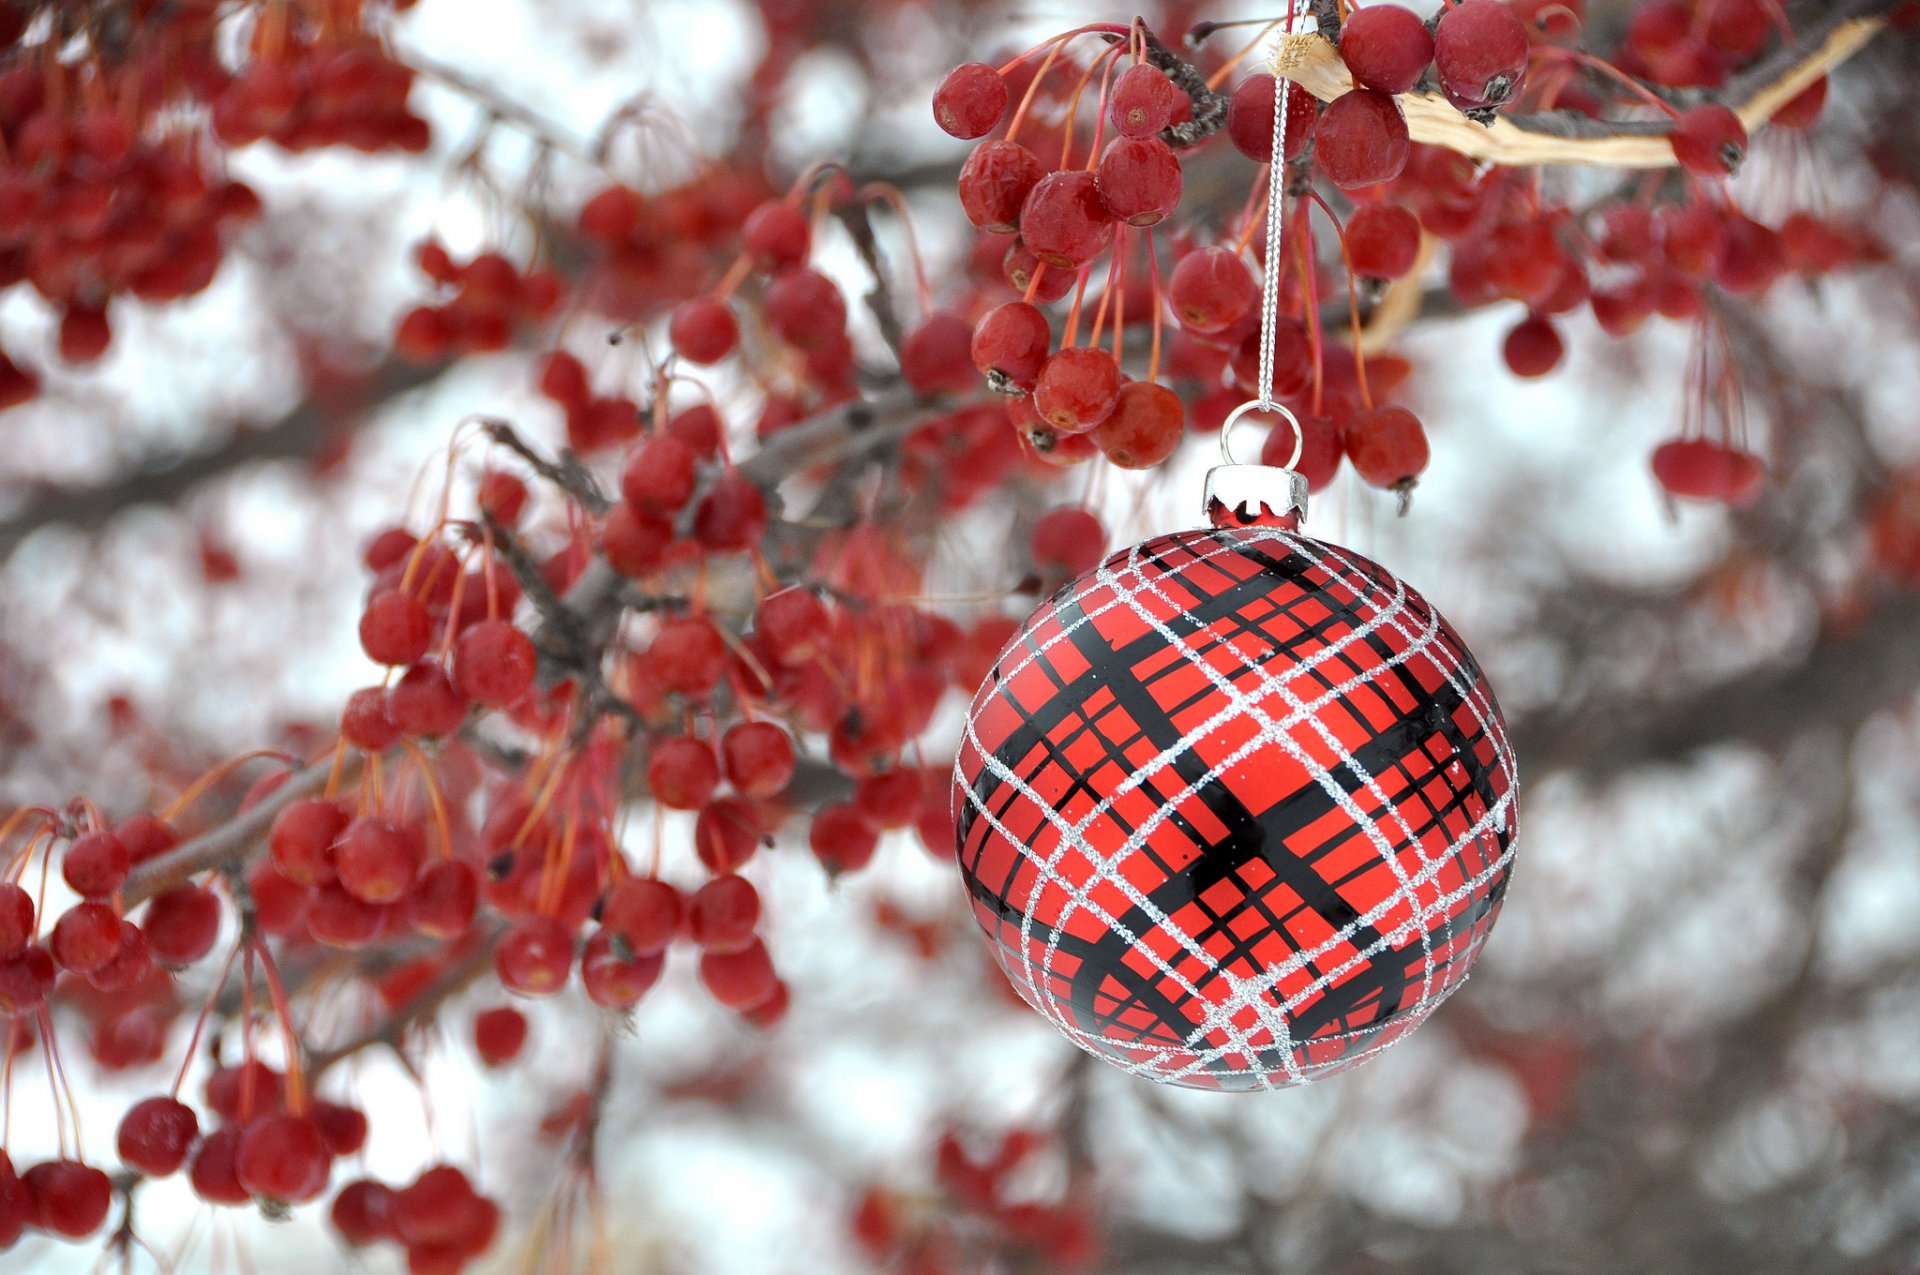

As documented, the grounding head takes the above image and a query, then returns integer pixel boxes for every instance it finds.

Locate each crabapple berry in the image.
[235,1113,332,1204]
[389,662,469,737]
[970,301,1051,390]
[1095,136,1181,226]
[648,735,721,810]
[689,875,760,953]
[1094,380,1185,469]
[601,877,683,954]
[901,312,977,397]
[1029,507,1105,577]
[0,883,34,955]
[270,797,348,886]
[810,803,879,874]
[958,140,1044,233]
[1034,347,1122,434]
[23,1160,111,1237]
[933,63,1009,139]
[720,721,796,797]
[1260,412,1345,493]
[582,930,665,1009]
[473,1006,528,1067]
[1345,203,1422,279]
[495,916,574,996]
[1019,171,1113,268]
[1227,75,1316,162]
[698,938,779,1009]
[50,901,122,972]
[1340,4,1436,94]
[62,830,128,899]
[1504,313,1566,377]
[1435,0,1531,110]
[1316,89,1410,189]
[620,434,698,514]
[692,473,769,552]
[1344,406,1430,490]
[1652,438,1766,504]
[1670,104,1748,177]
[334,818,422,904]
[408,859,479,938]
[1109,63,1180,138]
[668,296,739,365]
[359,589,432,666]
[741,198,811,267]
[453,620,536,706]
[118,1096,200,1177]
[602,504,674,578]
[1168,247,1258,333]
[142,885,219,965]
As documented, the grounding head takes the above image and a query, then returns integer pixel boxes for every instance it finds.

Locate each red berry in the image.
[332,1179,398,1245]
[1226,75,1315,162]
[582,930,665,1009]
[668,296,739,365]
[1345,203,1422,279]
[0,945,54,1014]
[1109,64,1180,139]
[698,937,778,1009]
[755,588,829,666]
[651,616,728,697]
[453,619,537,706]
[695,797,762,874]
[958,140,1045,233]
[1670,103,1747,177]
[620,434,698,513]
[1034,347,1122,434]
[190,1128,250,1206]
[1094,380,1185,469]
[117,1096,200,1177]
[1713,214,1788,295]
[854,769,922,829]
[689,875,759,952]
[933,62,1009,139]
[50,901,122,972]
[495,916,573,996]
[115,813,179,864]
[270,797,348,886]
[1003,239,1076,301]
[143,884,221,966]
[477,470,529,526]
[408,859,479,938]
[741,198,812,267]
[1651,438,1766,504]
[1341,4,1436,94]
[602,503,675,578]
[23,1160,111,1237]
[1343,405,1430,490]
[1316,89,1410,189]
[970,301,1051,390]
[389,662,469,737]
[1095,136,1182,226]
[473,1006,528,1067]
[1168,246,1257,333]
[334,818,422,905]
[1029,507,1105,576]
[88,921,152,992]
[393,1165,491,1251]
[536,349,591,407]
[62,830,128,899]
[236,1113,332,1203]
[312,1101,370,1157]
[58,303,112,364]
[0,883,33,956]
[1435,0,1531,110]
[720,721,796,797]
[1772,76,1826,131]
[1019,171,1112,268]
[810,802,880,874]
[900,312,977,397]
[692,473,768,552]
[601,877,682,955]
[359,589,433,666]
[648,735,721,810]
[341,685,402,751]
[1503,313,1565,377]
[1259,412,1344,492]
[764,268,847,349]
[307,884,383,948]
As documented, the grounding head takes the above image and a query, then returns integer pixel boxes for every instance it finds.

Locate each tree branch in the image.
[0,359,449,560]
[1280,1,1892,168]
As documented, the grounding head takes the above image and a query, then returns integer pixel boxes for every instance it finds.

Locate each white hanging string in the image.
[1220,14,1309,473]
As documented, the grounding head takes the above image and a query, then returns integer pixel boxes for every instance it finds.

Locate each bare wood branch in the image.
[1279,3,1891,169]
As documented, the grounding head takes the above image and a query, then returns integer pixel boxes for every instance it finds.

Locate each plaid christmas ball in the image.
[953,525,1518,1090]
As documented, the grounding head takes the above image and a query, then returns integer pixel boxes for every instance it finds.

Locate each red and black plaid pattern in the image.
[953,526,1517,1091]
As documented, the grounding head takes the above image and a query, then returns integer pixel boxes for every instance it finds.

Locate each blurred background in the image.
[1,0,1918,1272]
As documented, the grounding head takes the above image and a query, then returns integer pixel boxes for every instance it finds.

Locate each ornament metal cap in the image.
[1205,400,1309,529]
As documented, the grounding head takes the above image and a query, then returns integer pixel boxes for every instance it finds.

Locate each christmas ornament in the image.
[951,38,1518,1090]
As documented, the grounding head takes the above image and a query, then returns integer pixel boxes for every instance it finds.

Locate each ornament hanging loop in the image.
[1206,402,1308,531]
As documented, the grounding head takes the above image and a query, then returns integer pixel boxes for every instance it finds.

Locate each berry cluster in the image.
[851,1129,1099,1274]
[0,2,426,407]
[395,245,567,362]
